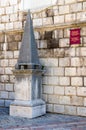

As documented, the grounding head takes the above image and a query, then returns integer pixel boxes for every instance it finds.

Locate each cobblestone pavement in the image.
[0,108,86,130]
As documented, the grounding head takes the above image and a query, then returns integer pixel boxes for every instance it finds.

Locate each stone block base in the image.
[10,102,46,118]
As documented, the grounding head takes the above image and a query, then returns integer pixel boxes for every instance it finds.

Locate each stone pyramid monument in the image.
[10,10,46,118]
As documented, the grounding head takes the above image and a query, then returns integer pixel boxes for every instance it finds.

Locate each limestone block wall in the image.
[0,0,86,117]
[0,0,27,107]
[32,0,86,116]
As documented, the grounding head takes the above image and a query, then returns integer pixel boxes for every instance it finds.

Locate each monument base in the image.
[10,100,46,118]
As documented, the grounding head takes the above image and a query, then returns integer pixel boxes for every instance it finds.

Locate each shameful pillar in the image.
[10,10,46,118]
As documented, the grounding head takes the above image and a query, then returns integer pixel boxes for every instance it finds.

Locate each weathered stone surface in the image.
[54,86,64,95]
[65,68,76,76]
[54,15,64,24]
[65,14,76,22]
[0,91,8,99]
[71,77,83,86]
[43,85,53,94]
[65,87,76,96]
[8,42,18,50]
[70,96,83,106]
[59,5,69,14]
[59,96,70,105]
[54,105,64,113]
[59,77,70,86]
[70,3,82,12]
[77,87,86,96]
[65,106,76,115]
[59,58,70,67]
[0,34,5,43]
[77,107,86,116]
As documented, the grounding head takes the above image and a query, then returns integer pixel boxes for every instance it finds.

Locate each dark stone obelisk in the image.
[10,10,46,118]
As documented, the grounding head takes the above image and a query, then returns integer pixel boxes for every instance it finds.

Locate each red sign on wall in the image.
[70,28,80,45]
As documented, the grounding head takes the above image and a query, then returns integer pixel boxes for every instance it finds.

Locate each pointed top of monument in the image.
[16,10,41,69]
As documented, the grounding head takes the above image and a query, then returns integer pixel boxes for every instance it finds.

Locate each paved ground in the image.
[0,108,86,130]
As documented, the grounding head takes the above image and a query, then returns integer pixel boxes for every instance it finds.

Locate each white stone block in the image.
[47,58,58,67]
[54,15,64,24]
[77,87,86,96]
[59,38,69,47]
[43,85,53,94]
[1,59,8,66]
[54,86,64,95]
[0,68,4,74]
[47,95,59,104]
[0,91,8,98]
[70,3,82,12]
[59,96,70,105]
[39,40,47,49]
[65,87,76,96]
[10,104,46,118]
[83,2,86,10]
[9,0,17,5]
[0,0,9,7]
[43,17,53,25]
[1,15,9,23]
[1,75,9,83]
[71,77,83,86]
[9,59,17,66]
[0,84,5,91]
[5,84,14,91]
[71,96,83,106]
[47,76,59,85]
[33,18,42,27]
[10,14,18,22]
[13,22,22,29]
[71,58,83,66]
[65,14,76,22]
[47,104,53,112]
[65,106,76,115]
[59,5,69,14]
[81,27,86,36]
[9,92,15,99]
[53,67,64,76]
[65,68,76,76]
[0,8,5,15]
[6,23,13,30]
[53,6,59,16]
[59,58,70,67]
[54,105,64,113]
[5,67,13,74]
[5,100,12,107]
[0,24,5,30]
[6,51,14,59]
[14,51,19,58]
[65,48,76,57]
[6,6,14,14]
[77,12,86,22]
[10,75,15,83]
[77,107,86,116]
[77,67,86,76]
[34,31,40,39]
[64,28,70,37]
[59,77,70,86]
[0,100,4,107]
[57,0,64,5]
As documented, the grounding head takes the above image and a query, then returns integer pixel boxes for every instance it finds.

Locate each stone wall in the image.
[0,0,26,107]
[32,0,86,116]
[0,0,86,116]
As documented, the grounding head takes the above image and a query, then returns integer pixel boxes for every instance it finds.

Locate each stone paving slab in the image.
[0,108,86,130]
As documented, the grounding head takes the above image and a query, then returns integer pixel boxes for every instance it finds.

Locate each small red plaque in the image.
[70,29,80,45]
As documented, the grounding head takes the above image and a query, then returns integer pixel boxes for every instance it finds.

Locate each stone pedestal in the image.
[10,70,46,118]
